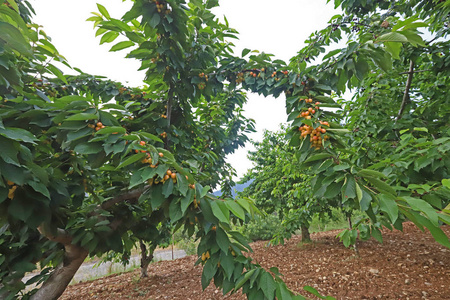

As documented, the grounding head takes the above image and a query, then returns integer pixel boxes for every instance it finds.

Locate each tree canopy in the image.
[0,0,449,299]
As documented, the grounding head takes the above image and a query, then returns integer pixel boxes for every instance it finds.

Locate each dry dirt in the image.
[61,223,450,300]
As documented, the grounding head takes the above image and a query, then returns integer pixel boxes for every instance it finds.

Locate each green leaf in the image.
[323,48,341,60]
[323,182,342,199]
[110,41,135,52]
[355,183,363,202]
[369,48,392,72]
[0,162,26,185]
[414,156,432,171]
[314,96,335,103]
[116,153,146,169]
[220,254,235,280]
[442,179,450,189]
[324,128,350,134]
[0,127,37,144]
[176,173,189,196]
[73,142,103,155]
[162,179,174,198]
[140,132,163,143]
[276,283,292,300]
[149,185,165,209]
[201,258,217,290]
[378,194,398,223]
[201,185,210,198]
[47,64,68,84]
[303,286,327,299]
[229,231,252,251]
[0,136,19,166]
[0,21,32,56]
[180,189,193,214]
[359,189,372,211]
[363,176,396,196]
[210,200,230,224]
[414,213,450,248]
[402,196,439,227]
[384,42,402,60]
[28,181,50,199]
[371,226,383,243]
[259,271,276,299]
[65,113,98,121]
[357,169,387,179]
[95,126,126,135]
[81,232,94,247]
[100,31,119,44]
[235,269,256,290]
[377,32,408,43]
[304,153,332,163]
[225,201,246,221]
[8,197,34,221]
[215,227,230,253]
[169,198,182,222]
[241,48,251,57]
[66,128,92,142]
[97,3,111,19]
[149,13,161,28]
[355,58,369,80]
[399,29,426,46]
[343,175,356,200]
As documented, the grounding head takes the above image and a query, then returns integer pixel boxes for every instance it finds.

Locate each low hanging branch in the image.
[396,60,414,122]
[100,186,148,210]
[165,81,175,150]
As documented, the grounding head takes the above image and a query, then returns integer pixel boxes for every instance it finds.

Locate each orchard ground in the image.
[61,223,450,300]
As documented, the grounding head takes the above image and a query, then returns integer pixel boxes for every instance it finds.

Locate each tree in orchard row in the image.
[240,126,338,243]
[1,0,450,300]
[0,1,297,299]
[244,0,450,249]
[281,0,450,248]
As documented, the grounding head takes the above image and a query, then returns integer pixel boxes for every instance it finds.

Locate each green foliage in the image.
[241,126,337,244]
[238,214,282,242]
[174,230,199,256]
[1,0,449,299]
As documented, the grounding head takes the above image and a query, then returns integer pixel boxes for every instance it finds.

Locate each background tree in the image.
[241,126,336,242]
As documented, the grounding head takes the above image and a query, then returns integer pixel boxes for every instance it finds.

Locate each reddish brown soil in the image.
[61,223,450,300]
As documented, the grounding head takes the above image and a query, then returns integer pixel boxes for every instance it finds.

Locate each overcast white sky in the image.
[31,0,339,180]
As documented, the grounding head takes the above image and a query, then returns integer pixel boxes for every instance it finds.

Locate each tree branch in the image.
[100,186,148,210]
[165,81,174,150]
[396,60,414,122]
[37,226,72,246]
[399,69,429,75]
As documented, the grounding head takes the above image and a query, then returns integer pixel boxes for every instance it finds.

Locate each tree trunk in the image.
[30,244,88,300]
[346,214,360,257]
[301,225,311,242]
[139,240,154,278]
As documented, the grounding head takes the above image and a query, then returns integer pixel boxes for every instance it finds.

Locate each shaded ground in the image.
[61,223,450,300]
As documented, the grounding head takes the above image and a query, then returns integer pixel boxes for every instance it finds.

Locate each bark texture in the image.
[139,240,154,278]
[30,244,88,300]
[301,225,311,242]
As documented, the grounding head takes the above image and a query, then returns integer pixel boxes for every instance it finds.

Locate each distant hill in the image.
[212,179,254,198]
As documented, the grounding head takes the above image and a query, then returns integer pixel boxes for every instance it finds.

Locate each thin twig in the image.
[396,60,414,122]
[399,69,429,75]
[165,82,174,150]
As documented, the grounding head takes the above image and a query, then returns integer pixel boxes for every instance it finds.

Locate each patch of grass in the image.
[308,208,365,233]
[173,228,199,255]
